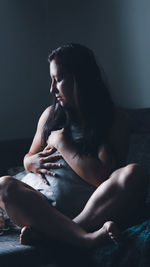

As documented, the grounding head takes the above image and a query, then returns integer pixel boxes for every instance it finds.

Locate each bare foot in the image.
[86,221,120,248]
[103,221,120,244]
[20,221,120,248]
[20,226,42,245]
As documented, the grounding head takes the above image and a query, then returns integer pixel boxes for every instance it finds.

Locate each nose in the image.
[50,80,57,94]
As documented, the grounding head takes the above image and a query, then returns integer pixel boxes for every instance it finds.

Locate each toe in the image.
[103,221,120,244]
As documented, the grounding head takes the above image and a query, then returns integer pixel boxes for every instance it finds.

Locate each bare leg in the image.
[20,220,119,246]
[0,176,119,248]
[74,164,148,231]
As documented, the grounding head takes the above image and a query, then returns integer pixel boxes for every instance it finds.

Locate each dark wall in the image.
[0,0,50,141]
[1,0,150,142]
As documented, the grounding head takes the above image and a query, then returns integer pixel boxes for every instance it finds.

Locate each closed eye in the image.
[57,76,63,82]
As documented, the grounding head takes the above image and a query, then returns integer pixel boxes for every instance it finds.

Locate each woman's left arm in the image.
[47,129,116,187]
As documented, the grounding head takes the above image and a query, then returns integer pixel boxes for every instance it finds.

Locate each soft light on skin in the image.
[50,60,75,108]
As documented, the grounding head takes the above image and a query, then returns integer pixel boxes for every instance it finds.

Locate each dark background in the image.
[0,0,150,142]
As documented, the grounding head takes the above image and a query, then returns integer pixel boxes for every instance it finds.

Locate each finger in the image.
[39,149,54,156]
[42,163,63,169]
[42,154,62,162]
[39,147,56,156]
[38,174,50,185]
[39,169,56,177]
[44,146,56,152]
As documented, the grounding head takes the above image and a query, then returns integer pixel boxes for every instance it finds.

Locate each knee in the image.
[0,176,18,203]
[0,176,13,191]
[118,163,148,190]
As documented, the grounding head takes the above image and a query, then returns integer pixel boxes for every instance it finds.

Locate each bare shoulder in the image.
[108,108,130,167]
[27,106,53,154]
[37,105,53,130]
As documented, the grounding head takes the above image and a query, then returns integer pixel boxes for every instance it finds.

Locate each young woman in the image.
[0,44,148,248]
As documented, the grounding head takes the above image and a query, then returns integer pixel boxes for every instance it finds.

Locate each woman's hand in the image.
[24,147,62,185]
[47,128,64,149]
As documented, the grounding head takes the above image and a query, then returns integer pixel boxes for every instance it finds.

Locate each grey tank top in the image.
[22,150,96,219]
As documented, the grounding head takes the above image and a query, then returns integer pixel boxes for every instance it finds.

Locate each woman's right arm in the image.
[24,106,51,172]
[24,106,62,183]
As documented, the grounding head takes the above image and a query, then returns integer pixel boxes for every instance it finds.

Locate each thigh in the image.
[74,164,149,230]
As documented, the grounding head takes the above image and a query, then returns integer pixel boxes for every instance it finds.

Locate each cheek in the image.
[64,80,74,97]
[59,83,69,97]
[63,87,72,100]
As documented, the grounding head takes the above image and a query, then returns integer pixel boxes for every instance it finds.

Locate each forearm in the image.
[56,141,111,187]
[23,153,35,172]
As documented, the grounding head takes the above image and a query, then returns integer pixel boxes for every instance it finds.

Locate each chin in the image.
[60,100,67,107]
[60,101,64,107]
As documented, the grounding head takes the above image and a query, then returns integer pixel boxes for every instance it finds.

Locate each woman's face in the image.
[50,59,75,108]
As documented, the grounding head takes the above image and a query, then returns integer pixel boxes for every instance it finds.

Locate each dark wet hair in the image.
[43,43,115,157]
